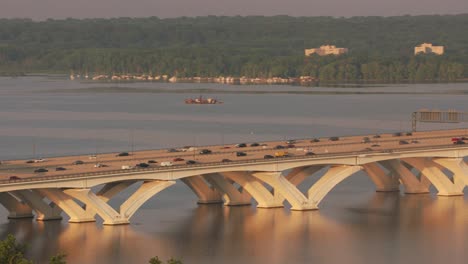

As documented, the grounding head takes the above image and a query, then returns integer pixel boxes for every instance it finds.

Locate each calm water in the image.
[0,76,467,264]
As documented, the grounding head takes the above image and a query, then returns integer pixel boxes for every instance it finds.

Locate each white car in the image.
[34,158,46,163]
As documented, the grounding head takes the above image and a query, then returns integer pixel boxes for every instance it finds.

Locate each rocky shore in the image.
[71,74,318,85]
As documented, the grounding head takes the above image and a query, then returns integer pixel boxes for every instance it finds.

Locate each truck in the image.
[274,151,288,157]
[160,161,173,167]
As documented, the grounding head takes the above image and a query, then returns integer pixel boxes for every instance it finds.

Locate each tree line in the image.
[0,15,467,82]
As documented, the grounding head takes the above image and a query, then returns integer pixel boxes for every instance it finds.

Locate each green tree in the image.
[0,234,32,264]
[49,254,67,264]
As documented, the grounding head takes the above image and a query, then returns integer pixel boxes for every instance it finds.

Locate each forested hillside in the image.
[0,15,467,82]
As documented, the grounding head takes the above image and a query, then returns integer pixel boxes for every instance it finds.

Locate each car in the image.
[88,155,97,159]
[310,138,320,143]
[263,155,274,159]
[55,167,67,171]
[274,145,285,149]
[236,151,247,157]
[406,132,413,136]
[287,144,295,148]
[393,132,402,137]
[167,148,178,153]
[173,157,185,162]
[199,149,212,154]
[410,140,419,144]
[328,137,339,141]
[25,160,34,164]
[250,143,260,147]
[160,161,173,166]
[34,158,46,163]
[361,137,371,143]
[371,144,380,147]
[9,176,20,180]
[453,140,466,145]
[221,159,232,162]
[117,152,129,157]
[373,134,381,138]
[286,140,296,144]
[147,160,157,164]
[34,168,48,173]
[235,143,247,148]
[73,160,84,165]
[399,140,409,145]
[305,152,315,156]
[94,163,107,168]
[363,147,373,151]
[121,165,134,170]
[185,160,197,165]
[136,163,150,168]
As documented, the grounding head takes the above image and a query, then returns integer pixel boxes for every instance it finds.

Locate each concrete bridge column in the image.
[0,192,34,219]
[362,162,400,192]
[251,171,318,210]
[203,173,251,206]
[220,172,284,208]
[37,189,96,223]
[380,160,430,194]
[64,180,175,225]
[403,158,465,196]
[12,190,62,221]
[432,158,468,186]
[181,177,223,204]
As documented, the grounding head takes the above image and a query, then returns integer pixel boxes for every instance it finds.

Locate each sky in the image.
[1,0,468,20]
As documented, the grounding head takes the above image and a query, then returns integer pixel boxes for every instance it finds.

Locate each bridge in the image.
[0,129,467,225]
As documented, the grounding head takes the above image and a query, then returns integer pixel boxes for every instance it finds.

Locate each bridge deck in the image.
[0,129,466,181]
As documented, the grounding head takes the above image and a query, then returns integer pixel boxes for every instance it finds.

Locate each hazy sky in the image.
[1,0,468,20]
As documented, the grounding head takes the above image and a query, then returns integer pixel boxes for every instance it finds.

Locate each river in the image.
[0,76,467,264]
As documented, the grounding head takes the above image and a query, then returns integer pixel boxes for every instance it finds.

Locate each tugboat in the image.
[185,95,223,104]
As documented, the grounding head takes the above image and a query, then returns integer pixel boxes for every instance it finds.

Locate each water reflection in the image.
[0,192,467,264]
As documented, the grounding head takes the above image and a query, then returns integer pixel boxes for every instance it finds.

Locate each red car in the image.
[173,157,185,162]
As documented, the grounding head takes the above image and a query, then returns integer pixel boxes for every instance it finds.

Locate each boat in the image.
[185,95,223,104]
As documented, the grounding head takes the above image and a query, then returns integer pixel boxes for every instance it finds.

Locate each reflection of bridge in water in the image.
[0,129,467,225]
[2,193,467,264]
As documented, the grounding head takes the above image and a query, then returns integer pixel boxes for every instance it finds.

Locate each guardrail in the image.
[1,142,467,186]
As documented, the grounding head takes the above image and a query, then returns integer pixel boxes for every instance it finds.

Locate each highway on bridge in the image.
[1,128,467,182]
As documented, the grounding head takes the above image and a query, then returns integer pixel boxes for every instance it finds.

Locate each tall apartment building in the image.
[305,45,348,56]
[414,43,444,55]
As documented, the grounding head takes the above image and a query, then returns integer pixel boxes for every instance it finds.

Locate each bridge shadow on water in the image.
[0,187,467,264]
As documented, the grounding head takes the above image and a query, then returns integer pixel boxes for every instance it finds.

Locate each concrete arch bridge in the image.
[0,134,467,225]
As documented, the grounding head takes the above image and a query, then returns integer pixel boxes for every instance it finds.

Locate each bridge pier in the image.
[251,171,317,210]
[37,189,96,223]
[362,163,400,192]
[64,180,175,225]
[380,160,430,194]
[0,192,34,219]
[203,173,251,206]
[403,158,465,196]
[220,172,284,208]
[13,190,62,221]
[432,158,468,186]
[181,177,223,204]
